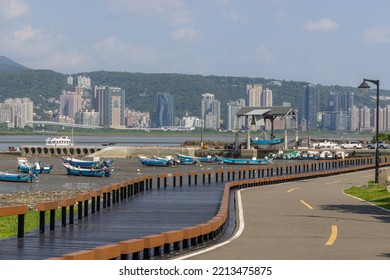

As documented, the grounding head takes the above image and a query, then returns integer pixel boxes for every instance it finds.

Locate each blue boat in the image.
[0,171,37,182]
[173,157,199,165]
[61,156,113,168]
[17,157,53,174]
[250,137,284,145]
[216,156,272,165]
[175,153,218,163]
[62,162,114,177]
[137,155,176,167]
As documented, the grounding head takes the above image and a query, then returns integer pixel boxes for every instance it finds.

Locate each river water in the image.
[0,134,237,151]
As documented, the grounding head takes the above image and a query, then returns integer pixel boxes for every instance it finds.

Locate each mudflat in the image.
[0,154,211,209]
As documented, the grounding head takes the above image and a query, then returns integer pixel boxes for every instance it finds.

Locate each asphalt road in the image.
[180,169,390,260]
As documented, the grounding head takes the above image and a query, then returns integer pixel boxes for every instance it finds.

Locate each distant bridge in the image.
[27,121,104,129]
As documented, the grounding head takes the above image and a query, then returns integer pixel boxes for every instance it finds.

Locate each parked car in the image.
[340,141,363,149]
[367,141,389,149]
[317,140,340,149]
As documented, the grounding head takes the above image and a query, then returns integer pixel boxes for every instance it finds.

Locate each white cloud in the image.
[363,26,390,44]
[255,46,274,62]
[0,0,30,20]
[1,25,66,53]
[170,26,202,43]
[305,17,339,32]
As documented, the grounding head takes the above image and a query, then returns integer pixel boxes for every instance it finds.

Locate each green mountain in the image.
[0,56,31,72]
[0,55,389,119]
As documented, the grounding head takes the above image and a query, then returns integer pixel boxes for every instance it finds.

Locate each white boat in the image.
[45,136,74,146]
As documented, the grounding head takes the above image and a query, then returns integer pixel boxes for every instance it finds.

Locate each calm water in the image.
[0,134,237,151]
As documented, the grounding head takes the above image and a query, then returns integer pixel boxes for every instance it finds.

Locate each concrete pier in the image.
[19,145,198,158]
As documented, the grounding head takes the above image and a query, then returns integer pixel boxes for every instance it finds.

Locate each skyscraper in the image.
[155,92,175,128]
[59,90,83,119]
[301,84,320,130]
[246,84,262,106]
[201,93,220,130]
[93,86,125,128]
[225,99,245,130]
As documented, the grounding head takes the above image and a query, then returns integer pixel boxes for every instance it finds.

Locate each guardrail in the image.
[1,154,388,260]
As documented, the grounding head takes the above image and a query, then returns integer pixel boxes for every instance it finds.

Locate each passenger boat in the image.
[61,156,113,168]
[62,162,114,177]
[45,136,74,146]
[17,157,53,174]
[137,155,176,167]
[0,171,37,182]
[216,156,272,165]
[175,153,218,163]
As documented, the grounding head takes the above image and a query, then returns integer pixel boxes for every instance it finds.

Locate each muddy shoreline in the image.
[0,154,212,210]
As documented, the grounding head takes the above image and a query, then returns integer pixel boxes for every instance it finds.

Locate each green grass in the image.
[344,181,390,210]
[0,209,63,238]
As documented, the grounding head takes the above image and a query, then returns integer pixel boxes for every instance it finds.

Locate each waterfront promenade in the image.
[1,153,390,260]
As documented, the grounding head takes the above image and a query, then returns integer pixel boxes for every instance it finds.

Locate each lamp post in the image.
[358,79,380,184]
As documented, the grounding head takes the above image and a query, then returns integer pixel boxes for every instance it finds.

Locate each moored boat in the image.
[61,156,113,168]
[216,156,272,165]
[250,137,284,145]
[0,171,37,182]
[62,162,114,177]
[46,136,74,146]
[175,153,218,163]
[17,157,53,174]
[137,155,176,167]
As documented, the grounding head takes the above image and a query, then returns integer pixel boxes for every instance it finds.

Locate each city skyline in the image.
[1,0,390,89]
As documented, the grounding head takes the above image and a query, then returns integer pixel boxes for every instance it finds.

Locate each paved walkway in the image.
[178,170,390,260]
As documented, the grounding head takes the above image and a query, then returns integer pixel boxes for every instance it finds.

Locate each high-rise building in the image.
[225,99,245,130]
[201,93,220,130]
[349,106,360,131]
[262,88,273,107]
[93,86,125,128]
[154,92,175,128]
[59,90,83,119]
[246,84,262,107]
[301,84,320,130]
[1,98,33,128]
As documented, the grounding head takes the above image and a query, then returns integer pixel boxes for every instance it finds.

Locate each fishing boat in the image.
[62,162,114,177]
[216,156,272,165]
[173,157,199,165]
[17,157,53,174]
[137,155,176,167]
[175,153,218,163]
[61,156,113,168]
[0,171,37,182]
[250,137,284,145]
[45,136,74,146]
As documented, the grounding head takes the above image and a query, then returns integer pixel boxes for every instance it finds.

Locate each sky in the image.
[1,0,390,89]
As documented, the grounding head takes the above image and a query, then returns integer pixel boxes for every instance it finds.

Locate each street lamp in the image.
[358,79,380,184]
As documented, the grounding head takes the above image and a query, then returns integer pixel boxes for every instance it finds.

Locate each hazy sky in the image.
[1,0,390,89]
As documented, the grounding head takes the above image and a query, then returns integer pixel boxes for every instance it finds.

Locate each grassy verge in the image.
[344,181,390,210]
[0,209,63,238]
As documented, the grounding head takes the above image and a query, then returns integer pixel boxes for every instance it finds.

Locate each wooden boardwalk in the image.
[0,181,227,260]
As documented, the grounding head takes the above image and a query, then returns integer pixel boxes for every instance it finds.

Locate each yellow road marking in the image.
[300,200,314,209]
[287,188,300,193]
[326,225,338,245]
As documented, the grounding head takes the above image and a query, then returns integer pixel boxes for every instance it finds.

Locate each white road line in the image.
[173,189,246,260]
